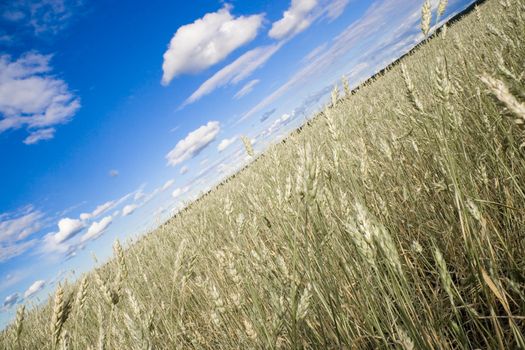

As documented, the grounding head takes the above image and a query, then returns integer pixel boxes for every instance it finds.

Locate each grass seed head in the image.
[241,136,255,157]
[438,0,448,18]
[51,285,66,346]
[481,74,525,126]
[421,0,432,36]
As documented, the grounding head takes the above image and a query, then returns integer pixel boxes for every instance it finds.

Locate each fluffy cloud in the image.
[24,279,45,298]
[0,53,80,144]
[180,165,189,175]
[184,44,281,106]
[217,136,237,152]
[122,204,137,217]
[241,0,428,122]
[172,186,189,199]
[269,0,318,39]
[3,293,18,308]
[80,216,112,242]
[53,217,84,243]
[166,121,220,166]
[162,5,263,85]
[234,79,260,99]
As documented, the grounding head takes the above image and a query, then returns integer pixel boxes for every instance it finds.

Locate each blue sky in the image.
[0,0,475,327]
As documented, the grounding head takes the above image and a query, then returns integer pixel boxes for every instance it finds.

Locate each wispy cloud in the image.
[1,0,84,37]
[162,179,175,191]
[241,0,430,122]
[325,0,351,20]
[234,79,260,99]
[121,204,137,217]
[162,5,263,85]
[0,53,80,144]
[172,186,189,199]
[0,207,44,262]
[182,0,351,107]
[80,215,112,242]
[22,127,56,144]
[23,279,45,298]
[217,136,237,152]
[183,44,282,106]
[166,121,220,166]
[260,108,277,122]
[269,0,318,39]
[3,293,19,308]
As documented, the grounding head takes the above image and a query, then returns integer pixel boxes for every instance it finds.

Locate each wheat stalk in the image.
[74,276,89,315]
[481,74,525,125]
[331,84,339,107]
[51,285,66,347]
[14,305,25,347]
[240,136,254,157]
[421,0,432,37]
[342,75,351,97]
[438,0,449,19]
[401,63,424,112]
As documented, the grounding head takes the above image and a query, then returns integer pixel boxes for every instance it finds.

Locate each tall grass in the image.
[2,0,524,348]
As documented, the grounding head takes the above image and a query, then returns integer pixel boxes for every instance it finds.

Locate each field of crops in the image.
[2,0,525,348]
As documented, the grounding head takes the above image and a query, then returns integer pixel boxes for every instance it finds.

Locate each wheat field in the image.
[2,0,525,348]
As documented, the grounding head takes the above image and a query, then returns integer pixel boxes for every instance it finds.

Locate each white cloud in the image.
[166,121,220,166]
[122,204,137,217]
[234,79,260,99]
[91,201,114,217]
[325,0,351,20]
[266,113,293,136]
[134,192,145,202]
[0,239,38,263]
[161,5,263,85]
[24,279,45,298]
[241,0,430,122]
[184,44,282,106]
[0,53,80,144]
[2,0,83,35]
[269,0,318,39]
[162,179,175,191]
[80,200,115,221]
[3,293,18,308]
[217,136,237,152]
[80,216,112,242]
[23,127,55,144]
[53,217,84,243]
[0,207,43,243]
[180,165,189,175]
[109,169,119,177]
[172,186,189,199]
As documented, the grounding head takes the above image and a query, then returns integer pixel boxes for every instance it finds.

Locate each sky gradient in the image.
[0,0,475,328]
